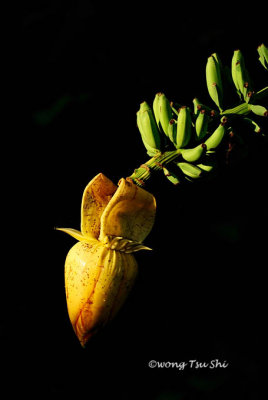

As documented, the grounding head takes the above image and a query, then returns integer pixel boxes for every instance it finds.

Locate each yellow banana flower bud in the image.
[57,173,156,347]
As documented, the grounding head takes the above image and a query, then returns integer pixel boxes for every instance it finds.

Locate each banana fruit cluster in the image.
[135,44,267,184]
[58,173,156,347]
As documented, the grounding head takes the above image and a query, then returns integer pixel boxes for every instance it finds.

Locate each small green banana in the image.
[193,98,216,117]
[163,167,180,185]
[221,102,250,116]
[137,102,161,155]
[193,98,202,115]
[175,106,192,148]
[197,161,215,173]
[244,117,261,133]
[204,119,226,150]
[167,119,177,144]
[180,143,207,162]
[153,93,161,126]
[249,104,268,117]
[197,155,217,173]
[206,53,223,111]
[231,49,242,99]
[195,109,209,140]
[231,50,252,102]
[177,162,202,179]
[257,43,268,70]
[153,93,173,137]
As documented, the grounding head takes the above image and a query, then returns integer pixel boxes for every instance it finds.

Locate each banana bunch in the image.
[205,45,268,117]
[57,173,156,347]
[136,90,227,184]
[135,44,267,186]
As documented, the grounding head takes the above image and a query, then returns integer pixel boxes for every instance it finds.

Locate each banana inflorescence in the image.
[58,173,156,347]
[133,44,267,186]
[59,45,267,347]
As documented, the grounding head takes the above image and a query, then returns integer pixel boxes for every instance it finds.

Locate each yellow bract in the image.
[58,173,156,347]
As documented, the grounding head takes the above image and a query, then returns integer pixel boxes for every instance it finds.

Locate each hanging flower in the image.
[58,173,156,347]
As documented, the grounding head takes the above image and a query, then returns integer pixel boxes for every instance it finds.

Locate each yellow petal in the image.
[99,178,156,243]
[108,252,138,321]
[64,239,138,347]
[81,173,117,239]
[56,227,85,241]
[65,239,103,328]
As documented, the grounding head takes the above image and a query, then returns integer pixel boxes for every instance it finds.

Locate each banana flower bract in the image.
[58,173,156,347]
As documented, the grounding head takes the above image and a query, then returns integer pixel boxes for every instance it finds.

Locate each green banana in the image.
[231,50,252,102]
[153,93,173,136]
[195,109,209,140]
[193,98,202,115]
[193,98,217,117]
[244,117,261,133]
[197,161,216,173]
[204,119,226,150]
[231,49,242,99]
[206,53,223,111]
[177,162,202,179]
[257,43,268,70]
[197,154,217,173]
[249,104,268,117]
[137,102,161,156]
[180,143,207,162]
[163,167,180,185]
[175,106,192,148]
[167,119,177,144]
[221,102,250,116]
[153,93,161,126]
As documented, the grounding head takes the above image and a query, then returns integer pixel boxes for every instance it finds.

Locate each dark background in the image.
[4,1,267,397]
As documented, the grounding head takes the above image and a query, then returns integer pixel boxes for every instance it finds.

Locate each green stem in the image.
[127,149,181,186]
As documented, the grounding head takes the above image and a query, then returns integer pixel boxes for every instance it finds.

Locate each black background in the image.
[4,1,267,397]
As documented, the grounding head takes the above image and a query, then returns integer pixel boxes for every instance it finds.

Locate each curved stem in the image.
[127,148,181,186]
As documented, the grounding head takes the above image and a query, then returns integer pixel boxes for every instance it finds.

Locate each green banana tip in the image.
[221,116,228,125]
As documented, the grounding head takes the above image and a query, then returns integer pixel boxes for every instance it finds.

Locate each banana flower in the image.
[58,173,156,347]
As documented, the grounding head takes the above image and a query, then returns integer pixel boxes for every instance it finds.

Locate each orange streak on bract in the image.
[74,263,104,345]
